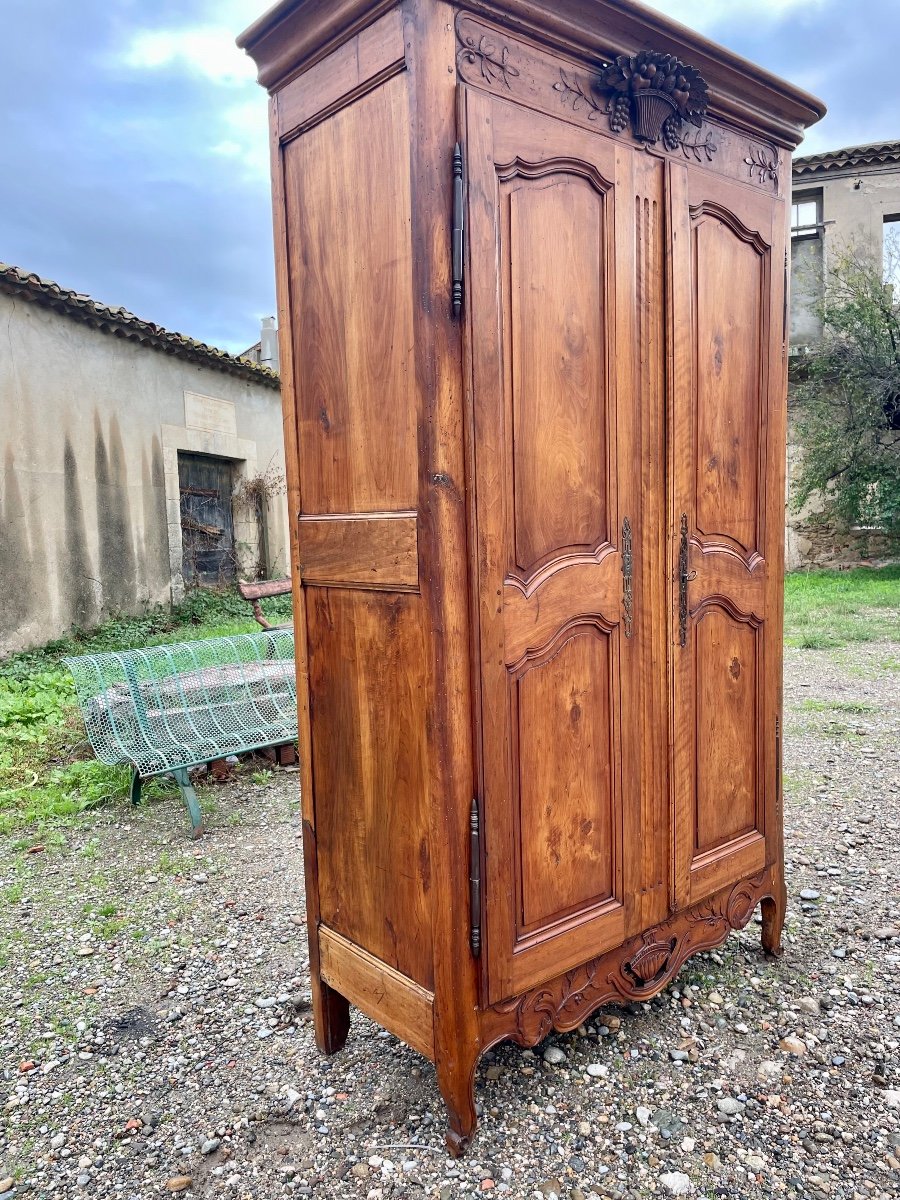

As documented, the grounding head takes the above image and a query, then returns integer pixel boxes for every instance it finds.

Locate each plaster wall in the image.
[0,295,289,657]
[787,162,900,569]
[790,166,900,348]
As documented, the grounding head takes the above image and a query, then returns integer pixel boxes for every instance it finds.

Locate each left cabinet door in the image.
[463,88,644,1004]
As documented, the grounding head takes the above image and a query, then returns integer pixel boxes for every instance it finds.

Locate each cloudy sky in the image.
[1,0,898,355]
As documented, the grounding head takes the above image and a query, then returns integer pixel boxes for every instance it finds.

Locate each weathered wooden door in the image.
[669,166,786,909]
[464,90,644,1004]
[178,452,236,586]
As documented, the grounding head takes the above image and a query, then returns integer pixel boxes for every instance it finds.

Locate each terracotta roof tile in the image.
[0,263,280,388]
[793,140,900,176]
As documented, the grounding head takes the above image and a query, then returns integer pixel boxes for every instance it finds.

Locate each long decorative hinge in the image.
[452,143,465,319]
[469,798,482,958]
[678,513,696,647]
[621,516,634,638]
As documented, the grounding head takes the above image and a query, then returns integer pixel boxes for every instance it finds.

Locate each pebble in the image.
[779,1036,808,1055]
[800,888,821,900]
[201,1138,221,1155]
[660,1171,693,1195]
[165,1180,193,1193]
[586,1063,607,1077]
[543,1046,566,1065]
[716,1097,746,1117]
[0,1182,13,1195]
[797,996,821,1015]
[50,1133,65,1150]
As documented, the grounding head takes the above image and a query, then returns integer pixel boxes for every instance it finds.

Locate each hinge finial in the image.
[452,143,465,319]
[469,797,481,957]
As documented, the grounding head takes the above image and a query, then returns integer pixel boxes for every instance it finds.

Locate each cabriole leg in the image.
[761,878,787,957]
[437,1048,480,1157]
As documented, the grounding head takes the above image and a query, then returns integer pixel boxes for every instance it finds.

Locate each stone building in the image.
[0,264,288,658]
[787,140,900,568]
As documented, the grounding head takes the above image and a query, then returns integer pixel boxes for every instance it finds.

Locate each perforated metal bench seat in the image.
[66,630,298,834]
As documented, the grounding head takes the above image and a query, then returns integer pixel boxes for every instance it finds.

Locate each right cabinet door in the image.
[669,164,786,909]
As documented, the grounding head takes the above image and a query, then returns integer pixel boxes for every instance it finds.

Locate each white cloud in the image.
[645,0,824,29]
[216,98,270,181]
[116,23,269,181]
[122,26,257,86]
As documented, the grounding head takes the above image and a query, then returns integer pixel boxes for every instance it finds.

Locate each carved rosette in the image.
[484,871,772,1049]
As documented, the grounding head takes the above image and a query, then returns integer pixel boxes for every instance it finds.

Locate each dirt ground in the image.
[0,641,898,1199]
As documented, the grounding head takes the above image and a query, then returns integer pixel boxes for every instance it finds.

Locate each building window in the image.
[791,193,821,239]
[883,216,900,291]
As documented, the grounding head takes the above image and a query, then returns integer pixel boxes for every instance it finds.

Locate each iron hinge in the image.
[469,797,482,958]
[452,143,465,319]
[677,513,696,647]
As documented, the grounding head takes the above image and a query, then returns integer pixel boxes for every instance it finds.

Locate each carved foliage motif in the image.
[487,872,769,1047]
[457,32,520,90]
[744,145,780,189]
[553,69,604,121]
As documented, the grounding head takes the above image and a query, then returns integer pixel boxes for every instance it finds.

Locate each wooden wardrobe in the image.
[238,0,824,1153]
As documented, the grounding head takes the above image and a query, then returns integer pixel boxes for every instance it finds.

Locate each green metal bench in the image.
[65,630,297,836]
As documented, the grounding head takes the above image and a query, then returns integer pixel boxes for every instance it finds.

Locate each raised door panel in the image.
[515,625,616,933]
[670,166,786,907]
[283,72,418,515]
[464,89,642,1004]
[508,176,607,574]
[693,606,761,855]
[693,217,764,556]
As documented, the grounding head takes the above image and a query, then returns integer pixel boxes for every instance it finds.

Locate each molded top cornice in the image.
[237,0,825,148]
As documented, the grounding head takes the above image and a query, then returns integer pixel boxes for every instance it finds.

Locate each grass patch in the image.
[797,698,877,715]
[0,588,291,835]
[784,565,900,649]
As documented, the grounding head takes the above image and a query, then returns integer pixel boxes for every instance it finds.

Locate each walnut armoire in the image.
[238,0,824,1153]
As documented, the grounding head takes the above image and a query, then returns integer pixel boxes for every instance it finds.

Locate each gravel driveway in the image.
[0,641,898,1199]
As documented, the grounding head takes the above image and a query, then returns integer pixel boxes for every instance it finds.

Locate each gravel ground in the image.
[0,642,898,1200]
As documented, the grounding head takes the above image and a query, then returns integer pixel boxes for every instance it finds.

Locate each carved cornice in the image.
[238,2,824,149]
[455,1,823,150]
[481,870,771,1049]
[457,17,725,169]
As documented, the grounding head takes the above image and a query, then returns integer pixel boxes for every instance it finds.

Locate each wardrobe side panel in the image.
[281,61,434,990]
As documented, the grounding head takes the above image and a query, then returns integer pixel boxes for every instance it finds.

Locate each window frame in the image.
[791,192,822,240]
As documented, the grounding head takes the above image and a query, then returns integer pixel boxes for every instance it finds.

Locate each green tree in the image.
[792,239,900,545]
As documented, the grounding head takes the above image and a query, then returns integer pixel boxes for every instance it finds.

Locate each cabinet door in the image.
[463,89,643,1004]
[669,165,786,908]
